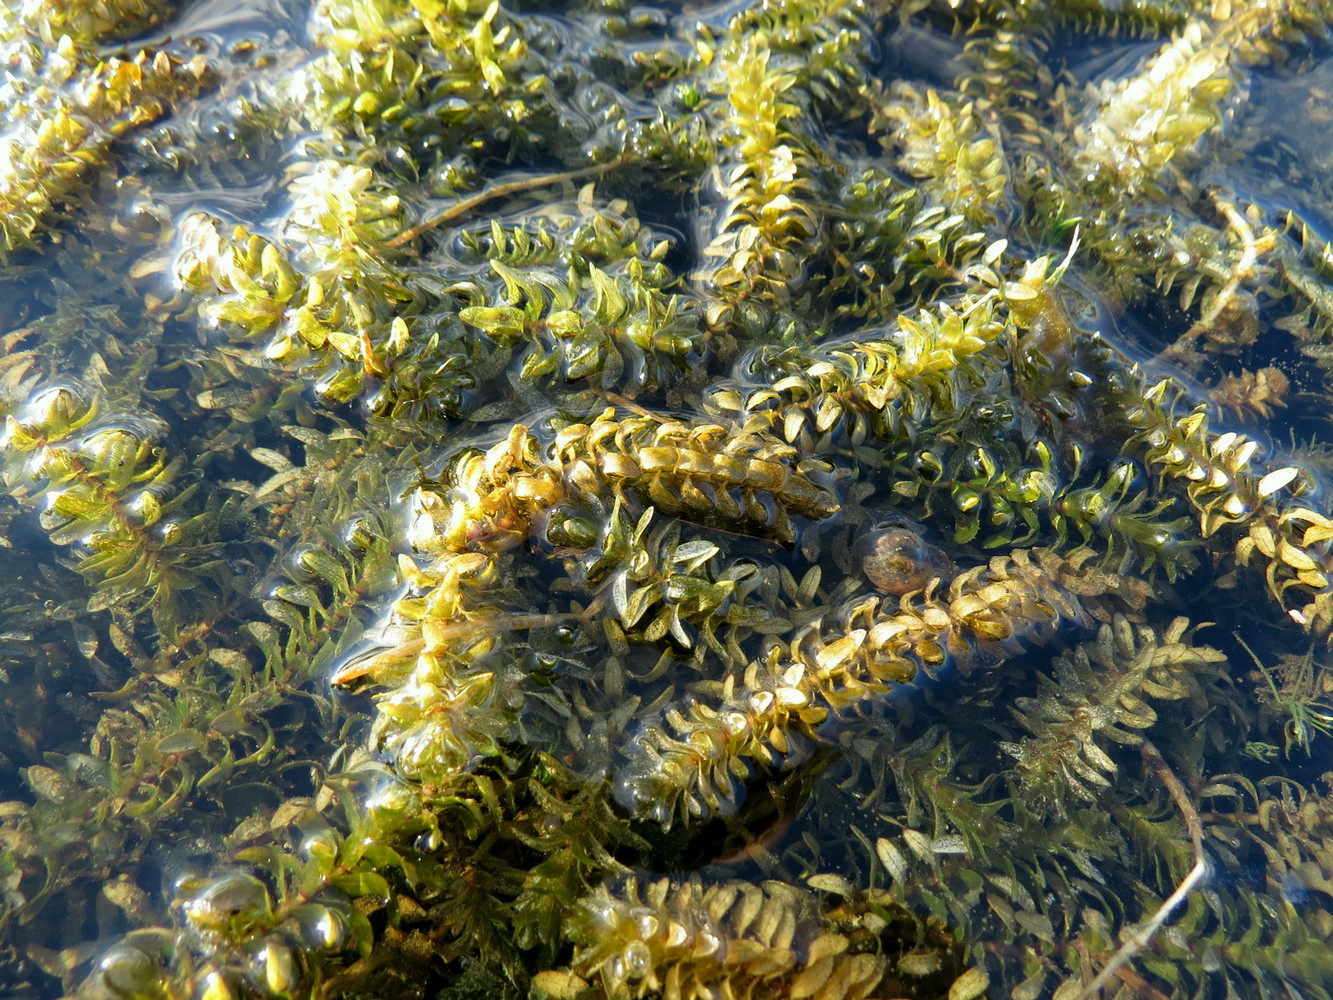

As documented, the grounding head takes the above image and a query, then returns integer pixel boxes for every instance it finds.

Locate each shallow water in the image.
[4,2,1333,999]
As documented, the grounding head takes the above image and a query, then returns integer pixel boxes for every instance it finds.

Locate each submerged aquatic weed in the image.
[7,0,1333,998]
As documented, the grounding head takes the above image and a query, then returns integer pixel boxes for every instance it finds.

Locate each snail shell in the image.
[855,521,954,595]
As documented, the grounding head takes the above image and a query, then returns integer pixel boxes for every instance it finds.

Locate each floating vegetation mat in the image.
[8,0,1333,997]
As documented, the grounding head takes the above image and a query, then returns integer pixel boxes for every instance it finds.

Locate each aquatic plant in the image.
[6,0,1333,998]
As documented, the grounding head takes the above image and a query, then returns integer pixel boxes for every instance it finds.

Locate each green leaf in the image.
[156,731,204,754]
[459,305,527,338]
[670,539,720,569]
[345,905,375,959]
[328,872,391,900]
[949,967,990,1000]
[623,585,657,630]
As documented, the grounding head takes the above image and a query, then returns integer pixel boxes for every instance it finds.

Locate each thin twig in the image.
[385,159,622,248]
[594,389,668,421]
[1074,740,1210,1000]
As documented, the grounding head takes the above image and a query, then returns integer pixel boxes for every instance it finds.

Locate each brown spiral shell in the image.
[855,521,955,595]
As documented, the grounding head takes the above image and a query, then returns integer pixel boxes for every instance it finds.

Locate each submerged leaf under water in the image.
[5,1,1333,999]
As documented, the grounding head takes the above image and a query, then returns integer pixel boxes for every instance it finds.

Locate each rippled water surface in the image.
[5,2,1333,999]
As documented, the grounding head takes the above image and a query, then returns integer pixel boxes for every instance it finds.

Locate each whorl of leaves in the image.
[5,1,1333,1000]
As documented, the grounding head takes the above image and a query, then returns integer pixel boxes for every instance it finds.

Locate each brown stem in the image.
[1073,740,1209,1000]
[385,160,622,248]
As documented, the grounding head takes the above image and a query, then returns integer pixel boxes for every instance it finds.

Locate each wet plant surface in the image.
[6,1,1333,998]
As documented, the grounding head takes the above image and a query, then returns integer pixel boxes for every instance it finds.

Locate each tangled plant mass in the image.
[8,0,1333,997]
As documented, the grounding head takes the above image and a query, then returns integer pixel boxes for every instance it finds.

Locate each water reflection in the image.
[5,2,1333,999]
